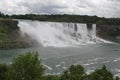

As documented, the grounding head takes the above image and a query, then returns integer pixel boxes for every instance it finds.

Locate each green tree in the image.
[61,65,86,80]
[44,75,60,80]
[0,63,8,80]
[89,65,114,80]
[7,52,45,80]
[115,76,120,80]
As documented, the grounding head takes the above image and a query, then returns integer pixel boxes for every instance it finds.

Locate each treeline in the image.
[0,12,9,18]
[1,11,120,25]
[9,14,120,25]
[0,52,119,80]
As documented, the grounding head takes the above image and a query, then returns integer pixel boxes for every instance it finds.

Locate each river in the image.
[0,43,120,76]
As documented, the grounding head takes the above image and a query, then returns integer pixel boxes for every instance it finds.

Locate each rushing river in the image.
[0,43,120,76]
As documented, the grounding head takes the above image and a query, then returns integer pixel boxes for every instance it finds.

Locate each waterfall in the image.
[18,20,107,47]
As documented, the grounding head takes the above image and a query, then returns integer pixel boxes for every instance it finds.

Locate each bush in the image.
[44,75,60,80]
[89,65,114,80]
[61,65,86,80]
[6,52,45,80]
[0,63,8,80]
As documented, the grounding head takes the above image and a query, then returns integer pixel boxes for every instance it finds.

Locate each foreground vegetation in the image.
[0,52,119,80]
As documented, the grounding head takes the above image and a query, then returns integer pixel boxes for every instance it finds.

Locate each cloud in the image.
[0,0,120,17]
[0,0,28,14]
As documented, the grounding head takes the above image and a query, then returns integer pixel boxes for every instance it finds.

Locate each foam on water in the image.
[18,20,109,47]
[43,63,52,70]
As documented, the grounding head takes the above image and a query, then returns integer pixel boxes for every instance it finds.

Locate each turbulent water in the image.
[18,20,108,47]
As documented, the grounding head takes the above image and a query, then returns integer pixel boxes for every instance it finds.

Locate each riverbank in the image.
[0,18,31,49]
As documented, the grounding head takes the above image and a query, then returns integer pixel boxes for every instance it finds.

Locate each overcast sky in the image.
[0,0,120,18]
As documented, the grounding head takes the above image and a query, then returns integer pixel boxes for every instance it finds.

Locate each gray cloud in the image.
[0,0,120,18]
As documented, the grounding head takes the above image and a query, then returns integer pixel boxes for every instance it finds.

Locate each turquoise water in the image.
[0,43,120,75]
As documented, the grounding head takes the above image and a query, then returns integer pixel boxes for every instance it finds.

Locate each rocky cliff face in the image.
[96,24,120,42]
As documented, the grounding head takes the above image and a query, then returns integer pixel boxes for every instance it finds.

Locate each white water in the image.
[18,20,108,47]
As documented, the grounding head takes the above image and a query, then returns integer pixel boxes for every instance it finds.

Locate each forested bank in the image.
[7,14,120,25]
[1,11,120,25]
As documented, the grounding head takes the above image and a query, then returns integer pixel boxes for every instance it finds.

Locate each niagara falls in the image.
[18,20,109,47]
[0,0,120,80]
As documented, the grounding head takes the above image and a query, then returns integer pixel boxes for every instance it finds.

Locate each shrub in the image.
[6,52,45,80]
[0,63,8,80]
[89,65,114,80]
[61,65,86,80]
[44,75,60,80]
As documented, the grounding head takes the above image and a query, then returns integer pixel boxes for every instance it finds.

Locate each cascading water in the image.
[18,20,107,47]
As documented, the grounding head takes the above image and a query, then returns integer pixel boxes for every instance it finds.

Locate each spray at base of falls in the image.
[18,20,110,47]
